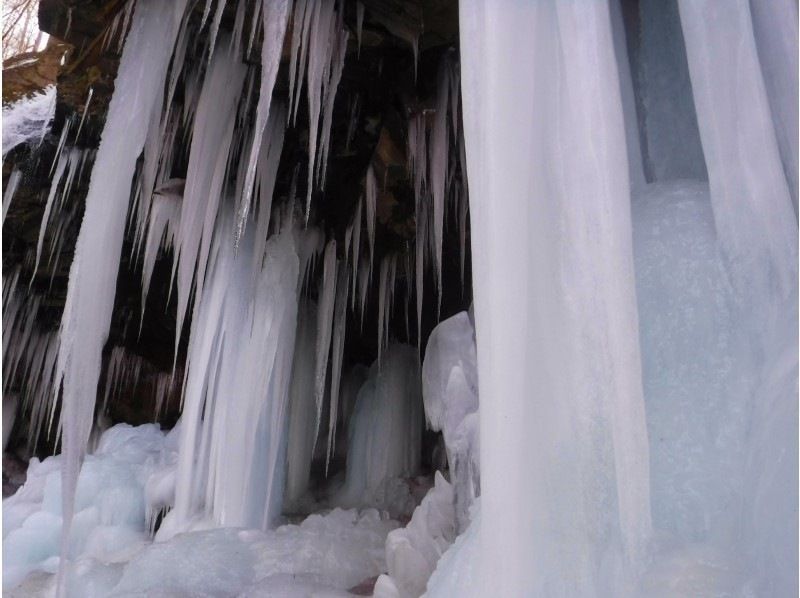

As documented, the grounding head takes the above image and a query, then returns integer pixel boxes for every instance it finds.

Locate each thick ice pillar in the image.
[459,1,651,595]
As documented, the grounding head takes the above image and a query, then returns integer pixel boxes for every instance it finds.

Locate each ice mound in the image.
[421,311,479,531]
[2,86,56,157]
[336,343,423,516]
[374,472,456,598]
[3,423,178,590]
[4,424,399,596]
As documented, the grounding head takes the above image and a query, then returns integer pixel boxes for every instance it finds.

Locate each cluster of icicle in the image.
[0,1,466,595]
[101,346,180,422]
[2,270,59,452]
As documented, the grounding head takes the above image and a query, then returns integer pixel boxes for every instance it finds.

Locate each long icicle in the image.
[52,2,188,594]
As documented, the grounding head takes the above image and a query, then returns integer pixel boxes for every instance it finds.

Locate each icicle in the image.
[172,36,246,357]
[313,239,337,442]
[458,180,468,290]
[3,167,22,224]
[365,165,377,277]
[284,300,318,507]
[207,0,228,64]
[303,0,337,222]
[429,56,452,316]
[32,150,70,279]
[73,87,94,143]
[140,188,181,324]
[246,0,262,57]
[749,0,799,214]
[351,196,363,305]
[317,28,349,188]
[377,255,390,364]
[358,256,370,329]
[174,208,300,531]
[326,263,349,473]
[345,94,360,153]
[288,0,310,123]
[234,0,291,245]
[356,2,365,57]
[415,200,426,349]
[52,2,188,593]
[49,118,71,178]
[678,0,797,301]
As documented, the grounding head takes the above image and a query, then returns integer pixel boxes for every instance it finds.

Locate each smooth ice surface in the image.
[459,1,652,594]
[2,86,56,157]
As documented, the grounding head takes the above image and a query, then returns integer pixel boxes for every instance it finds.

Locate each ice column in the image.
[459,1,652,595]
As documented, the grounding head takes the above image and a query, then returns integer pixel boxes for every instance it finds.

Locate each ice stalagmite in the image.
[678,2,798,594]
[52,0,187,591]
[459,1,651,595]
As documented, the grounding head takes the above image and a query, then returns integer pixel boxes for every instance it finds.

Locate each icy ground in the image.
[3,424,399,597]
[2,87,56,157]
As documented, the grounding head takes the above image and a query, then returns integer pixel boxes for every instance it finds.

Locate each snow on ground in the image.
[3,423,399,597]
[2,86,56,157]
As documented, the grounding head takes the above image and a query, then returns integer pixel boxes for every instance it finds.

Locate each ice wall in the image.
[459,1,651,595]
